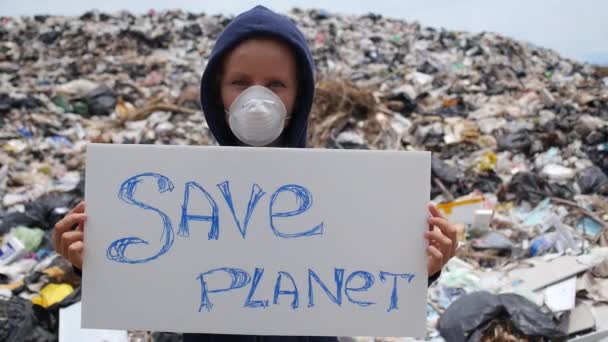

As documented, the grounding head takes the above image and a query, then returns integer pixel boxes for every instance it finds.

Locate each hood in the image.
[200,5,315,148]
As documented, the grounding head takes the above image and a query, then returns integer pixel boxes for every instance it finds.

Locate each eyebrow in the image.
[224,71,250,79]
[224,71,291,83]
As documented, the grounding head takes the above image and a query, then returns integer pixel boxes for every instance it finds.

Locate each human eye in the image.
[267,80,286,88]
[231,79,248,86]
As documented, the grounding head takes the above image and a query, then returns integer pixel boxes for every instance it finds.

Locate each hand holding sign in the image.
[53,201,86,269]
[425,203,458,276]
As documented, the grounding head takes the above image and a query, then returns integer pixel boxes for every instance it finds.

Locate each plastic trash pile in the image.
[1,8,607,342]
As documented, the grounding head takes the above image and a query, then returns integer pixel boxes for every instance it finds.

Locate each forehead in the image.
[222,37,297,75]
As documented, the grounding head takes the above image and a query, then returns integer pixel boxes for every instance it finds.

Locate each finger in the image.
[428,203,445,219]
[427,204,436,231]
[75,220,85,232]
[428,245,443,260]
[68,202,86,232]
[60,230,84,258]
[425,229,452,249]
[53,213,86,248]
[433,218,458,256]
[451,232,459,256]
[67,201,86,215]
[68,241,84,270]
[427,245,443,275]
[428,217,457,243]
[433,218,458,257]
[53,202,84,248]
[54,214,86,252]
[60,231,84,259]
[425,229,454,259]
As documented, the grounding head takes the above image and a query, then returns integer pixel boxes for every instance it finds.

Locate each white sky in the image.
[2,0,607,65]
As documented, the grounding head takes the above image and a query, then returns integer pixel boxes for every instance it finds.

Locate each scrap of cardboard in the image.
[82,144,430,337]
[60,302,127,342]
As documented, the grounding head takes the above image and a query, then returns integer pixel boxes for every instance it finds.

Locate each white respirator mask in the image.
[226,85,288,147]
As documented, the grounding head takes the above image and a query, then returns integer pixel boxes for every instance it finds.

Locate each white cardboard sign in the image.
[82,143,430,337]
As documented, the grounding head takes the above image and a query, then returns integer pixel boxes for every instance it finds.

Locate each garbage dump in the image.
[1,7,607,342]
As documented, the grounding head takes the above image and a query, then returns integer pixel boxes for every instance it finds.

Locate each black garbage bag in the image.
[546,182,575,201]
[584,146,608,175]
[432,156,463,184]
[0,212,38,235]
[507,172,550,205]
[497,131,532,153]
[0,93,44,113]
[119,28,173,50]
[469,171,503,194]
[83,85,117,116]
[418,60,439,74]
[577,166,608,195]
[0,192,80,233]
[431,156,471,198]
[505,171,574,203]
[0,296,55,342]
[38,30,62,45]
[387,92,417,116]
[437,292,566,342]
[0,93,11,113]
[181,23,203,39]
[16,287,83,342]
[582,127,606,145]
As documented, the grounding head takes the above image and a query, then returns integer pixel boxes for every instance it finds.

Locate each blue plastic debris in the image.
[522,198,552,227]
[48,135,73,148]
[576,217,603,238]
[529,234,556,257]
[17,128,33,138]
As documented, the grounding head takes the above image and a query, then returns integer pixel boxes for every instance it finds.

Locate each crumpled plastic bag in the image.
[31,283,74,308]
[507,172,548,204]
[82,84,117,116]
[432,156,463,184]
[497,131,532,153]
[11,226,45,252]
[507,171,574,204]
[577,166,608,195]
[437,291,566,342]
[0,296,55,342]
[471,231,514,254]
[0,192,79,233]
